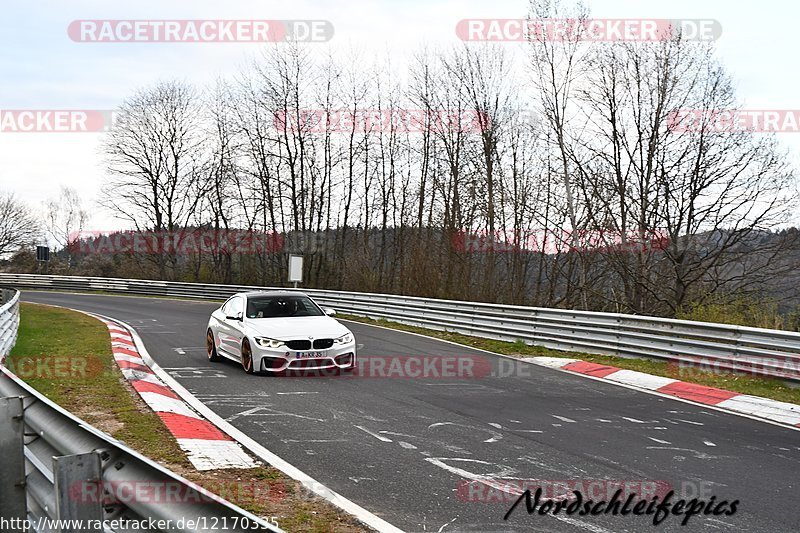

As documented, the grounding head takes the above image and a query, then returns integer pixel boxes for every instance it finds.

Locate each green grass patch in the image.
[341,314,800,405]
[8,302,188,466]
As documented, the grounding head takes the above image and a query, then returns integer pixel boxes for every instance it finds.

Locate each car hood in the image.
[244,316,350,340]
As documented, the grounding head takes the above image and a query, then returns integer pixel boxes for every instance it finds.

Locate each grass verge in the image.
[340,313,800,406]
[8,303,368,533]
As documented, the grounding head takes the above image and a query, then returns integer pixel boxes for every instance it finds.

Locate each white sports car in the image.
[206,291,356,374]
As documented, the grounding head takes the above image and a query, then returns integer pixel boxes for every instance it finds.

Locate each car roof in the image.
[236,290,309,299]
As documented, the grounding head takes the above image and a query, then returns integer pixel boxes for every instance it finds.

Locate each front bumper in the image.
[252,341,357,373]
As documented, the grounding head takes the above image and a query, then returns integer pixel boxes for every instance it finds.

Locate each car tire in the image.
[206,329,221,362]
[241,339,258,375]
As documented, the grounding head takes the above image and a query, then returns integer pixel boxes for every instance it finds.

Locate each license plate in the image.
[295,351,325,359]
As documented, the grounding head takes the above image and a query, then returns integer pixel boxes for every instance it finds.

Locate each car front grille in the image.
[285,340,312,350]
[313,338,334,349]
[289,358,335,369]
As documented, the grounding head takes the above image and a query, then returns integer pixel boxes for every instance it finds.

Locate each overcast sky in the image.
[1,0,798,231]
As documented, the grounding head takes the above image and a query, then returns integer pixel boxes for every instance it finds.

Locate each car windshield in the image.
[246,295,324,318]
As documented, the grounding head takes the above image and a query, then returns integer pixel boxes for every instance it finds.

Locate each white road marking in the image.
[437,518,457,532]
[596,419,613,423]
[166,368,228,378]
[428,421,503,443]
[703,440,717,447]
[648,437,672,445]
[355,425,393,442]
[380,430,418,439]
[226,406,325,423]
[399,441,418,450]
[488,422,502,429]
[621,416,646,423]
[515,430,544,433]
[552,415,576,423]
[556,516,616,533]
[707,518,737,528]
[425,458,614,533]
[645,447,721,460]
[282,439,347,443]
[174,348,186,355]
[277,391,319,395]
[676,419,704,425]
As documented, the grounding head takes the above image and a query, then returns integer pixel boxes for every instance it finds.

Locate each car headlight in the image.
[334,333,353,345]
[254,337,285,348]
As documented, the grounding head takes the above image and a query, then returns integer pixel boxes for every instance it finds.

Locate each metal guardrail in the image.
[1,273,798,382]
[0,288,20,361]
[0,288,284,533]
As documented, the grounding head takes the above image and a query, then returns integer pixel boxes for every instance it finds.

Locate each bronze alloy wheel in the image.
[207,329,221,362]
[242,339,256,374]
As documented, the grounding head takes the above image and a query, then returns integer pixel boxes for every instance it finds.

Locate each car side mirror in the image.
[324,308,337,317]
[226,312,243,321]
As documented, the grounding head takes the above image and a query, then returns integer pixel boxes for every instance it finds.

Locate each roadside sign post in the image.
[36,246,49,262]
[288,254,303,288]
[36,246,50,274]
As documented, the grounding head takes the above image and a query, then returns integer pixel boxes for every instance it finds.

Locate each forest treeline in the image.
[2,1,799,324]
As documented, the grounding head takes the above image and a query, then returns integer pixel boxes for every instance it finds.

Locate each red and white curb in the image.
[530,356,800,428]
[100,317,257,471]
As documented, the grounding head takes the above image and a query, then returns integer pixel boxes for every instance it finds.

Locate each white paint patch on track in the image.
[138,392,203,419]
[605,370,677,390]
[177,439,259,470]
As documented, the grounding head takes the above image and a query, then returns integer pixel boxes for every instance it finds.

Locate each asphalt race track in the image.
[21,291,800,532]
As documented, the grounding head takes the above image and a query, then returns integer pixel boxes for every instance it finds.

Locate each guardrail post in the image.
[53,452,103,531]
[0,396,27,528]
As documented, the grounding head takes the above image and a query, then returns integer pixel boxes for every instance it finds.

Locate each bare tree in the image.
[0,192,39,258]
[43,186,88,254]
[101,80,208,278]
[571,38,797,314]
